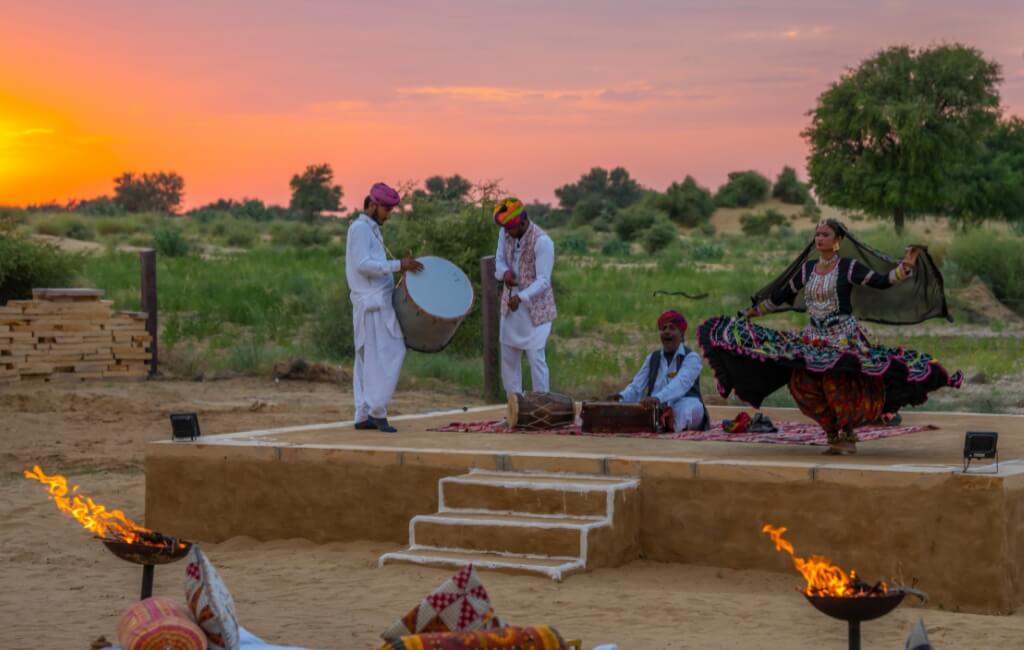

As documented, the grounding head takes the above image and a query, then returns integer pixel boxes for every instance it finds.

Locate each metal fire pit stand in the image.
[805,589,927,650]
[101,538,193,600]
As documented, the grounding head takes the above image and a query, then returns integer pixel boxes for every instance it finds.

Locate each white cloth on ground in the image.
[501,345,550,394]
[617,347,704,432]
[493,227,554,350]
[346,212,405,419]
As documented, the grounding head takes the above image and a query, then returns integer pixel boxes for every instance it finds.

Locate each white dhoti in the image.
[667,396,706,432]
[352,308,406,420]
[500,344,550,395]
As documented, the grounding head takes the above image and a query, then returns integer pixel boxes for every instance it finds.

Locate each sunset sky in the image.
[2,0,1022,210]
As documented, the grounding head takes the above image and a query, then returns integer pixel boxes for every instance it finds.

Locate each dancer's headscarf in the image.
[750,218,952,324]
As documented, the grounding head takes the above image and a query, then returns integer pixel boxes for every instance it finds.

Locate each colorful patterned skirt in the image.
[697,315,963,419]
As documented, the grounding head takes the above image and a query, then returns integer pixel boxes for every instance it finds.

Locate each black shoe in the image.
[372,417,397,433]
[354,419,376,430]
[748,413,778,433]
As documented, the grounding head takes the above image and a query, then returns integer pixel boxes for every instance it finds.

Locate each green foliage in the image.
[642,216,678,254]
[715,171,771,207]
[946,117,1024,225]
[557,232,591,255]
[270,222,330,247]
[689,240,724,262]
[72,196,123,216]
[152,226,191,257]
[0,234,82,304]
[555,167,644,225]
[311,290,355,360]
[772,167,811,205]
[601,238,631,257]
[113,171,185,213]
[614,204,662,242]
[289,163,343,223]
[948,230,1024,312]
[34,215,95,240]
[740,208,788,236]
[423,175,472,203]
[804,44,1004,232]
[189,198,291,222]
[652,176,716,227]
[96,217,141,236]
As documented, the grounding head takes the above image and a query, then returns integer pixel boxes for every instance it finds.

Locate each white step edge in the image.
[379,548,584,581]
[439,507,604,522]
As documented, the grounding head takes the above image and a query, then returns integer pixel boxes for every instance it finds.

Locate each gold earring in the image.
[833,242,840,252]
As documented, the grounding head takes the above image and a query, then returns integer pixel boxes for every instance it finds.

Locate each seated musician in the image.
[608,310,709,431]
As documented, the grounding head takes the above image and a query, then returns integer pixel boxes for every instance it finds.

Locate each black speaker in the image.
[963,431,998,473]
[170,413,201,441]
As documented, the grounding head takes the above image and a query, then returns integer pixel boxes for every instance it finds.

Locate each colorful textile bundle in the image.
[117,597,208,650]
[381,565,503,641]
[185,545,241,650]
[378,625,569,650]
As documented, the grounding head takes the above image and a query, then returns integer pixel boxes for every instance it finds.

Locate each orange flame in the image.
[24,464,155,544]
[762,524,885,597]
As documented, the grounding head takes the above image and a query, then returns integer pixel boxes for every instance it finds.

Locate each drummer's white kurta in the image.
[392,256,474,352]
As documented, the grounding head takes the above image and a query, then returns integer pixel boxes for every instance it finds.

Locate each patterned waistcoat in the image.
[502,223,557,326]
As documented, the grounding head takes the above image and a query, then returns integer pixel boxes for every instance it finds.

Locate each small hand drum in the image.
[580,401,659,434]
[507,392,576,431]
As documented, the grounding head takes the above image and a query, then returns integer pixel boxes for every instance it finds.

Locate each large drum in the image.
[507,392,576,431]
[393,256,474,353]
[580,401,659,433]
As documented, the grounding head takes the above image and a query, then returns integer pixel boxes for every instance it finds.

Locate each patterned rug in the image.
[428,419,935,446]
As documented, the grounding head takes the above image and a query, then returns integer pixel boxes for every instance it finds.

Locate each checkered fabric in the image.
[380,564,503,641]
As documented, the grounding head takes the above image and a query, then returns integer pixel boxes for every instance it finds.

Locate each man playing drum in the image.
[492,198,557,396]
[346,182,423,432]
[608,310,709,432]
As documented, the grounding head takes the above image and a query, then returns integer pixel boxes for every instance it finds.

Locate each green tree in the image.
[946,117,1024,224]
[555,167,643,225]
[714,171,771,208]
[423,174,473,203]
[113,171,185,213]
[289,164,343,223]
[772,167,812,205]
[804,44,1003,232]
[652,176,716,226]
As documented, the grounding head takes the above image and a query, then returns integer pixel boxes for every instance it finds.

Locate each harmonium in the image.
[579,401,660,434]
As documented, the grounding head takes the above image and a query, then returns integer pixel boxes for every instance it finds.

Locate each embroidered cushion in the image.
[380,564,503,641]
[117,596,207,650]
[378,625,568,650]
[184,545,241,650]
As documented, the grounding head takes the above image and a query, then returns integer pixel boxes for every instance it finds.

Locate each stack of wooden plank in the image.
[0,288,151,383]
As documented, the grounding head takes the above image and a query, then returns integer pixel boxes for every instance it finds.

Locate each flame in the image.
[762,524,886,597]
[23,464,160,545]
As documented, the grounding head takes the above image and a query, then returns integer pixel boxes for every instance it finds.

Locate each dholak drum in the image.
[393,256,474,352]
[580,401,659,433]
[507,392,576,431]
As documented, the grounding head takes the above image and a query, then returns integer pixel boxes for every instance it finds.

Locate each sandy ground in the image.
[3,377,1024,649]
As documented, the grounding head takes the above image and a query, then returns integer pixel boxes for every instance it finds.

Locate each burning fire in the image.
[762,524,887,597]
[23,464,182,548]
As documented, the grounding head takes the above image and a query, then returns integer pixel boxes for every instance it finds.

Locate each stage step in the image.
[380,469,640,580]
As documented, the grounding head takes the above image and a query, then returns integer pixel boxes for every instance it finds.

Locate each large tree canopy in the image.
[289,164,343,223]
[804,44,1004,232]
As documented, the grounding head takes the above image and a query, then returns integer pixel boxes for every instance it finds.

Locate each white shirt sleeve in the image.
[351,223,400,277]
[618,355,651,403]
[518,235,554,303]
[653,351,702,404]
[494,230,508,281]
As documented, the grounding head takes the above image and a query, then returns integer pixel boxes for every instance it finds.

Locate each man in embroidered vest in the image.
[609,310,709,431]
[492,198,557,395]
[346,182,423,432]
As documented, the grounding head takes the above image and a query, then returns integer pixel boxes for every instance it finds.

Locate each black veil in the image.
[750,220,952,325]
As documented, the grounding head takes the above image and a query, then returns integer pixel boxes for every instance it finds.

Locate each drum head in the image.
[404,256,474,319]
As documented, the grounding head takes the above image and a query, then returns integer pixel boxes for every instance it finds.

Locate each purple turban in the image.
[657,310,687,335]
[369,182,401,208]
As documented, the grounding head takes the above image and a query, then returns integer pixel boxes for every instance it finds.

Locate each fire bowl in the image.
[804,592,906,622]
[101,538,193,565]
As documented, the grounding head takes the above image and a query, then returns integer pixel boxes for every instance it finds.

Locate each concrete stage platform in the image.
[145,405,1024,614]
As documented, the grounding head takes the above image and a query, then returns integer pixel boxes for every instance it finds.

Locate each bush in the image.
[641,216,678,254]
[652,176,716,227]
[0,234,82,304]
[34,215,94,240]
[96,218,140,236]
[152,227,191,257]
[772,166,812,205]
[311,290,356,360]
[697,221,716,237]
[270,222,330,247]
[614,204,662,241]
[690,240,725,262]
[948,230,1024,313]
[715,170,771,208]
[66,220,95,241]
[740,208,787,235]
[72,196,122,216]
[601,238,631,256]
[557,232,591,255]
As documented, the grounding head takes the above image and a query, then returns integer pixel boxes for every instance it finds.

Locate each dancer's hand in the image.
[502,270,518,287]
[400,256,424,273]
[509,295,521,311]
[902,246,920,268]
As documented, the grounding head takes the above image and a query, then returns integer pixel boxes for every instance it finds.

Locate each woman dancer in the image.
[698,219,962,454]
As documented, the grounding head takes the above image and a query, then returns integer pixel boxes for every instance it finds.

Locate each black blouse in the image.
[770,257,898,317]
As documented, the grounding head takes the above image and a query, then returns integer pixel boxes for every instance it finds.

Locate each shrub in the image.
[690,240,725,262]
[740,208,787,236]
[34,215,94,240]
[96,218,140,236]
[715,170,771,208]
[558,232,590,255]
[312,290,355,360]
[270,222,330,247]
[642,216,678,254]
[948,230,1024,313]
[772,166,812,205]
[614,204,661,241]
[601,238,631,256]
[66,220,95,241]
[652,176,716,226]
[72,196,122,216]
[0,234,82,304]
[152,227,191,257]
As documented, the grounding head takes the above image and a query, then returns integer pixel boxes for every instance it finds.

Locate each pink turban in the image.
[657,310,687,334]
[369,182,401,208]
